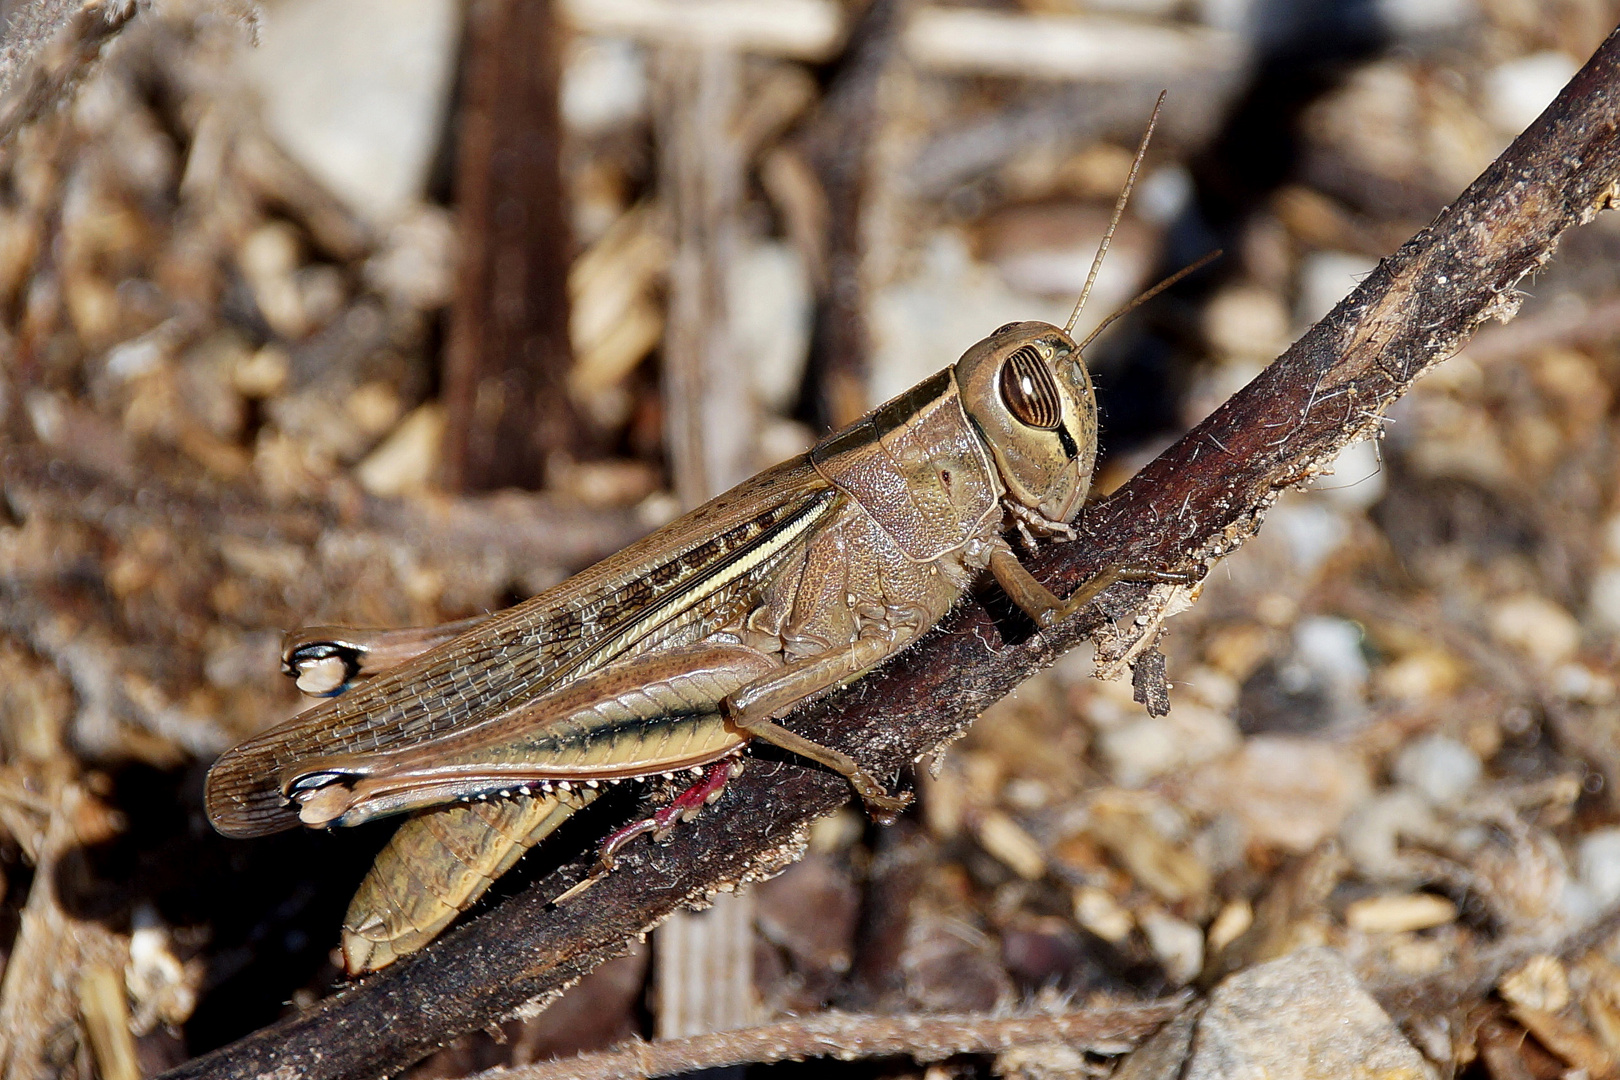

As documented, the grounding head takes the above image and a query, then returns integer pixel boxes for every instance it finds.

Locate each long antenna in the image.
[1076,248,1221,354]
[1064,89,1167,336]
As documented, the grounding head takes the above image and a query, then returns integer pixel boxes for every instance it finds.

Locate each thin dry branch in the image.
[158,25,1620,1080]
[441,0,578,491]
[0,0,148,146]
[465,999,1188,1080]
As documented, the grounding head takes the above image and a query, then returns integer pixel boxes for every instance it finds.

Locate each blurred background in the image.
[3,0,1620,1076]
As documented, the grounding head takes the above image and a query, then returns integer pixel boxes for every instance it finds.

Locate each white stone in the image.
[1140,909,1205,985]
[1579,828,1620,908]
[1310,438,1386,511]
[1179,737,1371,855]
[246,0,460,225]
[1393,734,1481,806]
[1296,250,1379,329]
[1098,703,1241,788]
[1294,615,1369,693]
[1265,499,1349,578]
[562,36,649,133]
[1485,52,1580,137]
[904,8,1244,81]
[729,240,812,412]
[1187,948,1436,1079]
[1204,284,1290,362]
[1588,565,1620,634]
[1378,0,1472,35]
[1488,593,1581,666]
[364,206,457,311]
[1341,789,1442,880]
[1136,165,1194,225]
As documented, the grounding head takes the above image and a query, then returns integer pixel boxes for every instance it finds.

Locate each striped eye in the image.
[998,344,1063,429]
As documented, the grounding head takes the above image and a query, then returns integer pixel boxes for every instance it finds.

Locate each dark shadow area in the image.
[54,762,389,1054]
[1093,0,1390,460]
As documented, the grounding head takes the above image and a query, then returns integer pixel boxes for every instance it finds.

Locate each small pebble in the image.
[1296,250,1379,329]
[976,811,1047,881]
[1179,736,1370,855]
[1309,438,1385,511]
[1204,284,1289,362]
[1554,662,1615,705]
[355,403,444,497]
[1097,703,1240,788]
[1135,164,1194,225]
[1072,885,1133,944]
[731,240,811,412]
[1140,909,1204,986]
[1499,955,1571,1014]
[1344,892,1457,934]
[1265,502,1349,579]
[1485,52,1580,136]
[1206,898,1253,954]
[1374,648,1462,702]
[1293,616,1369,693]
[1579,829,1620,908]
[1340,789,1442,880]
[1392,734,1481,806]
[1378,0,1471,34]
[1489,593,1581,666]
[232,345,290,399]
[562,36,649,134]
[1587,565,1620,634]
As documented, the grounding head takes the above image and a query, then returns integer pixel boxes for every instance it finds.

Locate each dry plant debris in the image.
[3,2,1620,1080]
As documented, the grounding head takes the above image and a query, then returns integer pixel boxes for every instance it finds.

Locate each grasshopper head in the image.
[954,320,1098,526]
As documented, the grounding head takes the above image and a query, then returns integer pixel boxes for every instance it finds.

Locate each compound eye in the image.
[998,344,1064,429]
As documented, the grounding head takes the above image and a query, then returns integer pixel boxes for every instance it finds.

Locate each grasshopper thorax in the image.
[954,320,1099,528]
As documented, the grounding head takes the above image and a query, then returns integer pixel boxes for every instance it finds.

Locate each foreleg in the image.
[987,542,1194,628]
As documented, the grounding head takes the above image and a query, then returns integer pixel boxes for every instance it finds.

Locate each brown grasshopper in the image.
[204,96,1204,974]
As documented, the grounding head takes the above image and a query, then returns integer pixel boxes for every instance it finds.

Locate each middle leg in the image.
[722,635,912,821]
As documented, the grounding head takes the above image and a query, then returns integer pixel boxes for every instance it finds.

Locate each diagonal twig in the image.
[465,998,1189,1080]
[157,24,1620,1080]
[0,0,150,147]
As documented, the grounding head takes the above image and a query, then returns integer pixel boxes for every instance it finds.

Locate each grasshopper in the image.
[204,97,1203,974]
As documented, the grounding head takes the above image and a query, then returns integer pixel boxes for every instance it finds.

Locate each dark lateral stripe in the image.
[1057,423,1079,460]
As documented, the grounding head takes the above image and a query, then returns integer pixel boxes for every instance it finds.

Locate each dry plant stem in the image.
[0,785,129,1079]
[0,446,647,584]
[799,0,905,428]
[441,0,578,491]
[465,1000,1187,1080]
[157,28,1620,1080]
[0,0,145,146]
[655,46,755,509]
[1373,898,1620,1027]
[0,445,648,757]
[651,43,759,1037]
